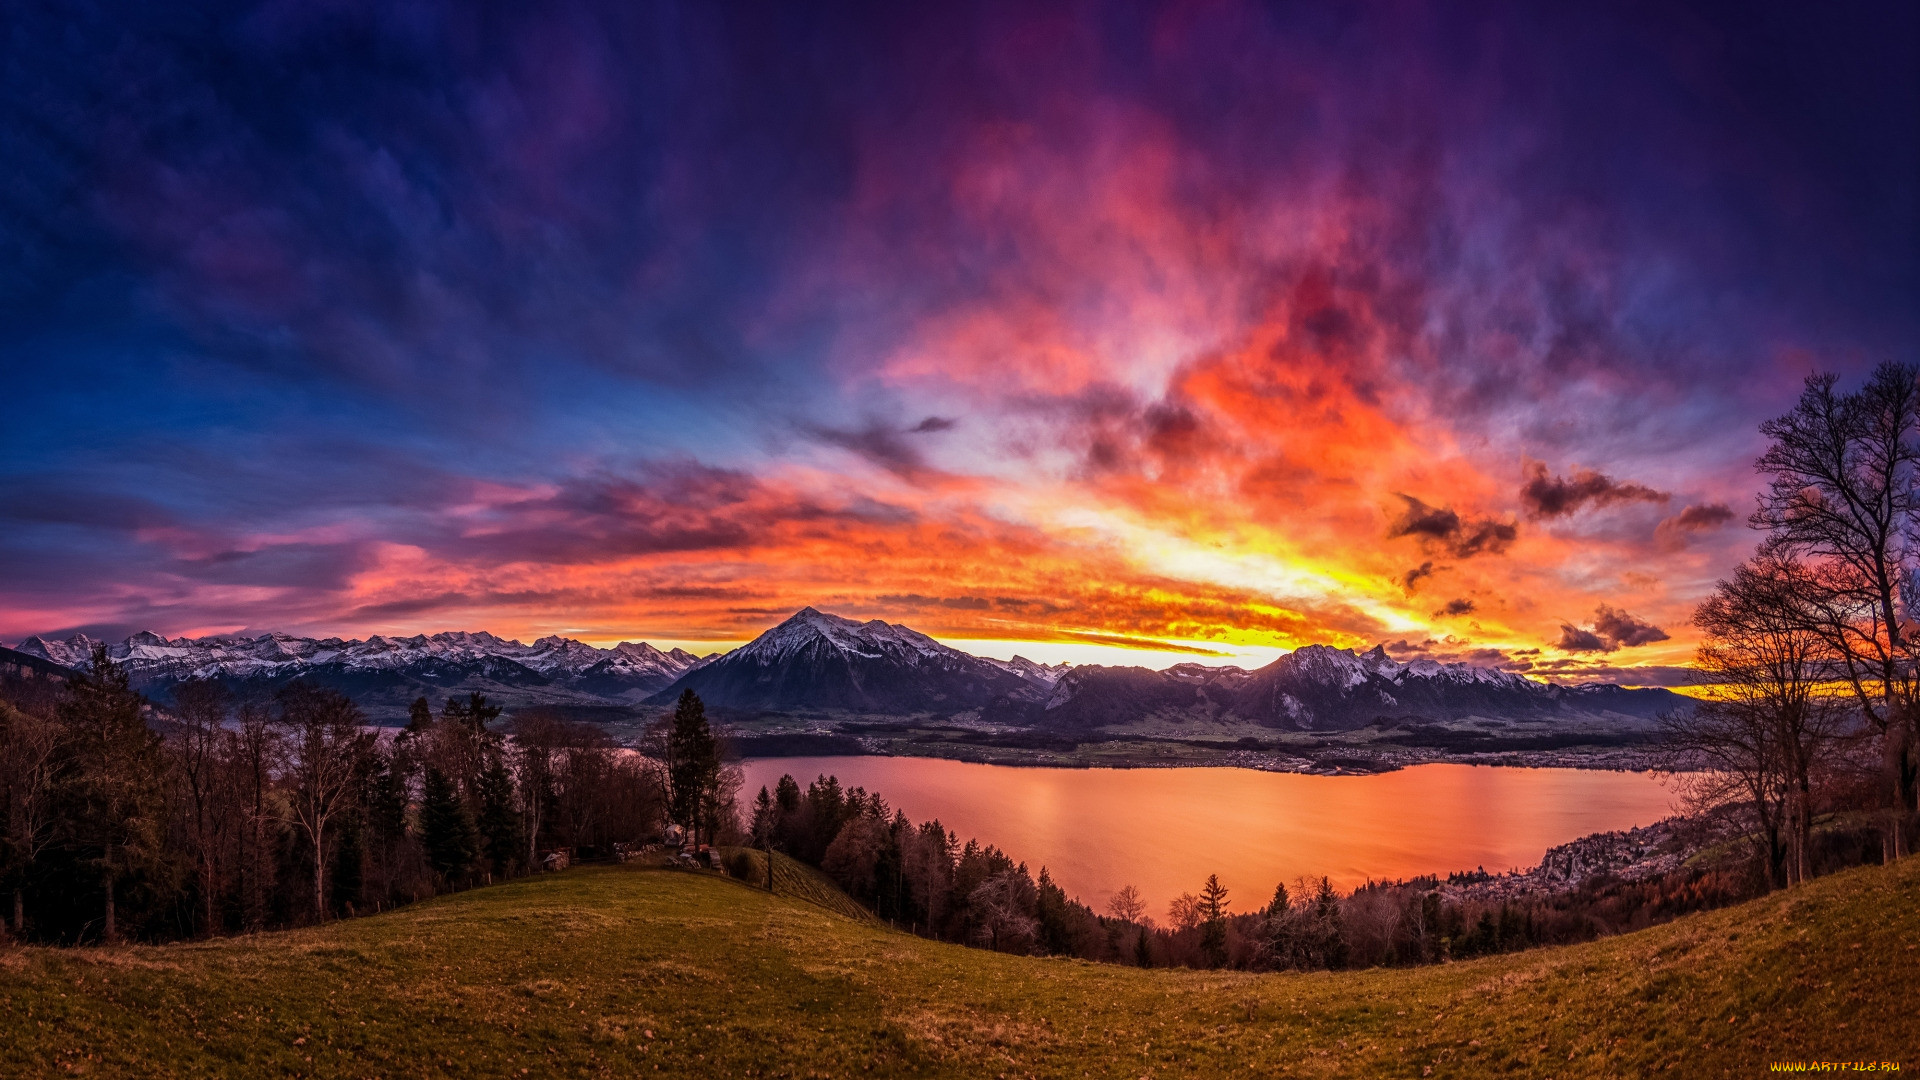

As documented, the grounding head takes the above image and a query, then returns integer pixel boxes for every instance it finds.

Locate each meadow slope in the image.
[2,857,1915,1078]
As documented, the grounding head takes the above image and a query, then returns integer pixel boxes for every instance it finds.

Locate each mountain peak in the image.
[653,607,1043,712]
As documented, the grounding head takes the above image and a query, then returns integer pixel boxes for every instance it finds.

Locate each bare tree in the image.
[1105,883,1147,924]
[274,683,373,920]
[509,711,563,870]
[231,701,281,930]
[970,870,1038,953]
[0,700,60,936]
[1671,556,1850,886]
[168,679,233,936]
[1751,362,1920,848]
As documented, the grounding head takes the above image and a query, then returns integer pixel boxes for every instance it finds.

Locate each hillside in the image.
[3,856,1913,1076]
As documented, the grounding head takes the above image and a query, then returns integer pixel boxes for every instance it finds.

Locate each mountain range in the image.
[11,607,1682,730]
[12,629,703,720]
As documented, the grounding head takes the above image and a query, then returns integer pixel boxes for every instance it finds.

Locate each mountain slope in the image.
[1,856,1912,1076]
[1043,644,1685,731]
[11,629,701,718]
[649,607,1045,713]
[14,615,1685,732]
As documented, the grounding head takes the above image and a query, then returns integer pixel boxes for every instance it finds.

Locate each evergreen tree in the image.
[419,767,477,886]
[1134,928,1152,968]
[666,690,721,846]
[802,774,847,863]
[56,646,174,941]
[1266,881,1290,917]
[750,786,777,889]
[474,752,522,878]
[772,774,802,852]
[1199,873,1230,967]
[362,750,411,906]
[1312,876,1348,969]
[1035,867,1074,955]
[329,810,364,915]
[404,696,433,736]
[439,692,503,800]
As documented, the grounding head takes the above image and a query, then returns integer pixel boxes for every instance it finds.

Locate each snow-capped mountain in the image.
[13,629,702,718]
[984,655,1072,688]
[1039,643,1681,731]
[14,612,1682,731]
[648,607,1047,713]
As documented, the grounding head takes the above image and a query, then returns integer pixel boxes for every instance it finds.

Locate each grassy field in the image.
[2,856,1915,1077]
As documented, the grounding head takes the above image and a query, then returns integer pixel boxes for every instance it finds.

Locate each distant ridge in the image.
[1040,643,1683,731]
[11,629,701,720]
[13,611,1686,730]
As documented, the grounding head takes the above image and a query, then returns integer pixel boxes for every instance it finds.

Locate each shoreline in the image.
[728,732,1678,775]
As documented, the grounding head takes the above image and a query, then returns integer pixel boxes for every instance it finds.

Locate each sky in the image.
[2,1,1915,683]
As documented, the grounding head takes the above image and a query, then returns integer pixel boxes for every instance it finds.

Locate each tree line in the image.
[0,650,675,943]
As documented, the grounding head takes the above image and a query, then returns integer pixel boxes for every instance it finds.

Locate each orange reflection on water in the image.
[738,758,1680,916]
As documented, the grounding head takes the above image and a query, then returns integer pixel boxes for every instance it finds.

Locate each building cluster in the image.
[1437,812,1744,904]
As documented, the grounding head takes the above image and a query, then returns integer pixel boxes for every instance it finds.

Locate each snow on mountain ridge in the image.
[984,655,1072,687]
[731,607,955,666]
[16,617,1543,703]
[12,629,702,681]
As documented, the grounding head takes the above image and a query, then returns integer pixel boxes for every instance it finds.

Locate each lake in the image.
[739,756,1679,916]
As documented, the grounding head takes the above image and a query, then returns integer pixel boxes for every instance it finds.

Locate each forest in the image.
[0,657,673,943]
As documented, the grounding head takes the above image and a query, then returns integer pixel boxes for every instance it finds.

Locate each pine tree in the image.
[1313,876,1348,968]
[474,752,522,879]
[420,767,477,886]
[1261,881,1295,970]
[57,646,173,941]
[1134,928,1152,968]
[750,786,777,889]
[363,751,410,906]
[666,690,721,846]
[404,696,433,736]
[1199,873,1230,967]
[330,810,364,915]
[1036,867,1073,955]
[772,774,802,852]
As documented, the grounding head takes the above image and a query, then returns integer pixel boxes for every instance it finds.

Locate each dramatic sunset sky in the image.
[2,2,1915,682]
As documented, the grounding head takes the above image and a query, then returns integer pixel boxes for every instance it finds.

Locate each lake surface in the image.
[739,757,1679,916]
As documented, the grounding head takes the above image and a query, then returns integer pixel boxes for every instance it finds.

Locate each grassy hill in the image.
[2,857,1915,1077]
[721,846,878,924]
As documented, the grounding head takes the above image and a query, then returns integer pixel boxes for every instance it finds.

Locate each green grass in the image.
[721,847,877,924]
[3,856,1916,1077]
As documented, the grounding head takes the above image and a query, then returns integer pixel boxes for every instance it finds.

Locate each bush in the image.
[723,850,757,881]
